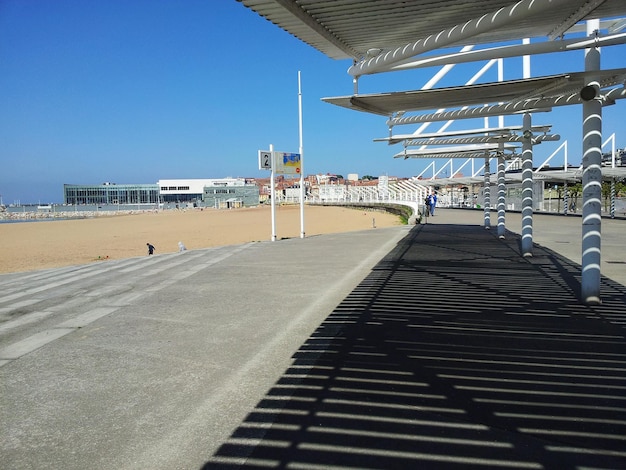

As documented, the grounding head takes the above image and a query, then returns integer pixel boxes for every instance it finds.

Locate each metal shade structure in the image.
[416,167,626,185]
[374,125,553,145]
[322,69,626,116]
[240,0,626,304]
[394,143,519,160]
[238,0,626,65]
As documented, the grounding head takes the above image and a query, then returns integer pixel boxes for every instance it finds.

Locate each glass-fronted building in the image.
[63,179,260,208]
[63,183,159,205]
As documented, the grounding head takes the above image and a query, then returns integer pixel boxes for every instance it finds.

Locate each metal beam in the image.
[271,0,361,59]
[348,0,573,77]
[394,144,519,159]
[400,134,560,146]
[389,32,626,71]
[374,124,553,144]
[548,0,608,40]
[388,87,626,125]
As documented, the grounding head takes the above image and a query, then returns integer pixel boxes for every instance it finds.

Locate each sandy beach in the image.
[0,205,402,274]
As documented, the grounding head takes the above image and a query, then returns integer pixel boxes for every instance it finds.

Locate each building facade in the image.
[201,178,259,208]
[63,183,159,205]
[64,178,260,208]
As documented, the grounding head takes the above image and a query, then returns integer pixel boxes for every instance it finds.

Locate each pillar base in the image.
[583,296,602,306]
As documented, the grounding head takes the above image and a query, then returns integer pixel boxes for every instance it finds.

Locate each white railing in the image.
[307,182,429,221]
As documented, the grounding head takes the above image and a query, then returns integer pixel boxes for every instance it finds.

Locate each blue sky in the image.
[1,1,625,204]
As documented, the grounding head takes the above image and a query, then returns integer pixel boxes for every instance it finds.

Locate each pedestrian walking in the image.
[147,243,155,255]
[429,192,437,216]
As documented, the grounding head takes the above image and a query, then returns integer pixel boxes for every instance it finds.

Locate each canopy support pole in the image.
[581,20,602,305]
[521,112,534,256]
[497,146,506,239]
[484,153,491,229]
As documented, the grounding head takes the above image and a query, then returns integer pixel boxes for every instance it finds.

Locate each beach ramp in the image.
[0,226,410,469]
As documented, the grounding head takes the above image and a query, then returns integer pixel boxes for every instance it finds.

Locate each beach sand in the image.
[0,205,402,274]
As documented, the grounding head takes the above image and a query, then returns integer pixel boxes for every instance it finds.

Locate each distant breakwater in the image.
[0,209,155,222]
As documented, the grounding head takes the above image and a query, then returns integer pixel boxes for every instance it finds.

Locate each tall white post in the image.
[270,143,276,242]
[581,19,602,305]
[521,112,534,256]
[522,38,531,78]
[497,58,505,129]
[298,71,305,238]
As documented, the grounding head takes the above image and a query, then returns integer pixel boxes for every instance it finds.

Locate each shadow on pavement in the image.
[203,224,626,469]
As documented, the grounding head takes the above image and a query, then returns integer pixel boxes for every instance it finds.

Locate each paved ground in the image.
[1,209,625,469]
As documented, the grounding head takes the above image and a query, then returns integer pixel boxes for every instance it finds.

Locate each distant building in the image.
[63,183,159,205]
[63,178,260,208]
[158,178,220,203]
[201,178,259,208]
[318,183,346,202]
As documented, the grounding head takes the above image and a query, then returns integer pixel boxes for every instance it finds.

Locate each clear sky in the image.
[1,1,625,204]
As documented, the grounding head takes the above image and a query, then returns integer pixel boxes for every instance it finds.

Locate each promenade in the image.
[2,209,625,469]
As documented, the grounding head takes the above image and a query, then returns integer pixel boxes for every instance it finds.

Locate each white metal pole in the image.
[484,154,491,229]
[497,58,504,129]
[581,19,602,305]
[298,71,305,238]
[270,143,276,242]
[497,146,506,239]
[521,112,534,256]
[522,38,531,79]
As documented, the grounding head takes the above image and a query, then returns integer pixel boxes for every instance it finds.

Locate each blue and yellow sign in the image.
[275,152,301,175]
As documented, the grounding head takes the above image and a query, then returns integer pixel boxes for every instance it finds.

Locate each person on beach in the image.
[178,241,186,252]
[147,243,155,255]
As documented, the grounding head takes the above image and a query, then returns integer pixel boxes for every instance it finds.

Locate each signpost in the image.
[258,148,301,242]
[257,71,305,241]
[258,150,301,174]
[258,151,272,170]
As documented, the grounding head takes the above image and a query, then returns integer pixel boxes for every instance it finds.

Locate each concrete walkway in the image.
[2,210,625,469]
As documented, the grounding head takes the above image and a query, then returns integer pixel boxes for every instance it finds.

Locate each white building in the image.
[157,178,249,203]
